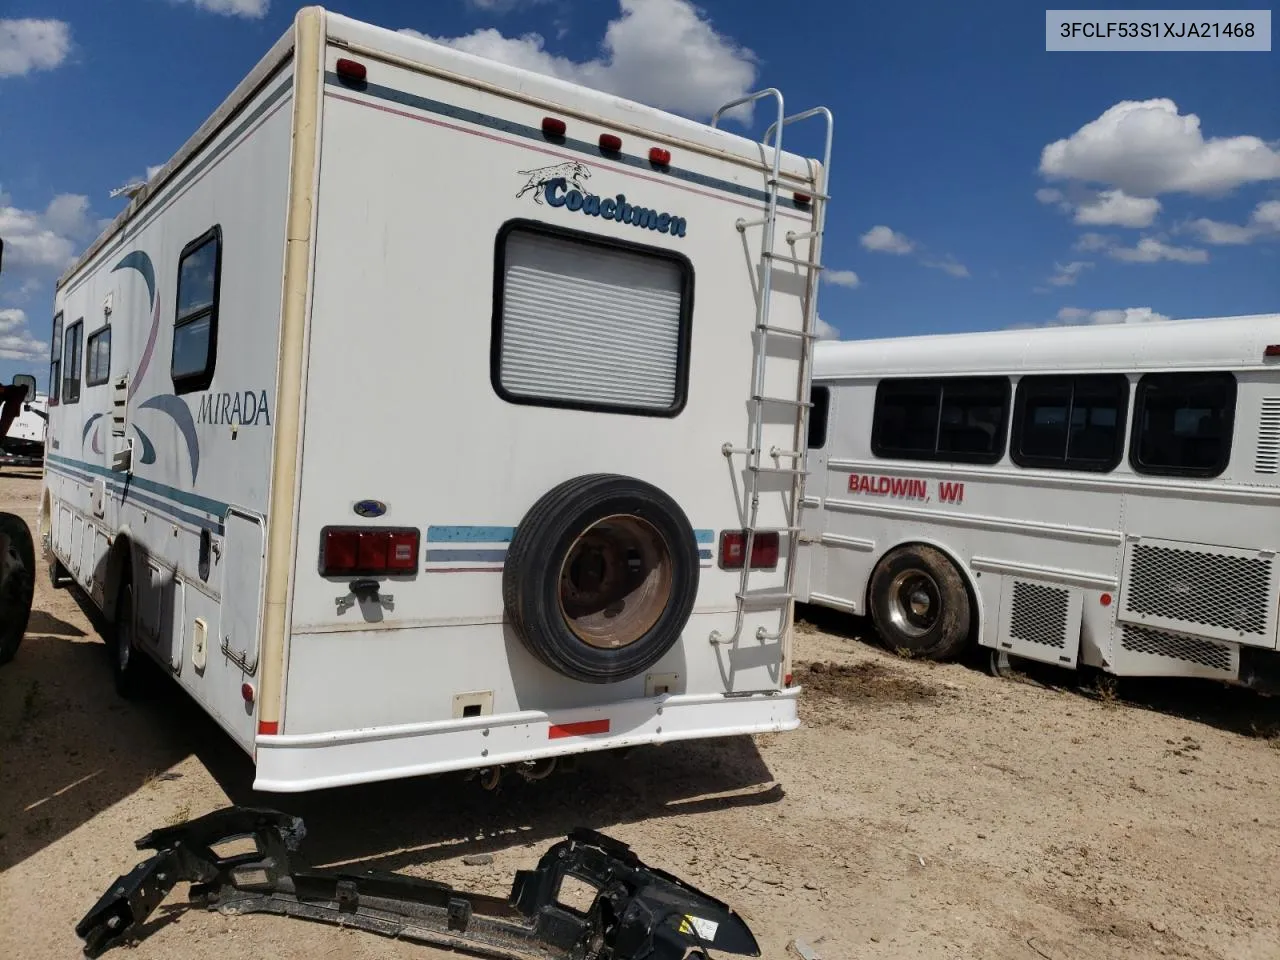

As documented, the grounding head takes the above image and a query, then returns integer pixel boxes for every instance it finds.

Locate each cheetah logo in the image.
[515,161,592,205]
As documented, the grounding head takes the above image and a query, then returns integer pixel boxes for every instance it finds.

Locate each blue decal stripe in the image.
[694,529,715,544]
[698,549,713,561]
[45,463,225,534]
[427,525,516,543]
[426,549,509,563]
[47,454,230,517]
[324,75,811,213]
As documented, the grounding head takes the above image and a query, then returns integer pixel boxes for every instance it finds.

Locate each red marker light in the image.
[784,672,794,688]
[794,192,812,205]
[599,133,622,152]
[648,147,671,167]
[1100,593,1113,607]
[541,116,567,137]
[1265,345,1280,357]
[335,58,367,82]
[241,682,255,704]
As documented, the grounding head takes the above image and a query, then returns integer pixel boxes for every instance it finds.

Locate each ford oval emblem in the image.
[353,499,387,518]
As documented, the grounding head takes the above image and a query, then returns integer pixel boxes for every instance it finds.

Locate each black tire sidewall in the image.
[504,474,699,685]
[0,513,35,664]
[870,546,971,660]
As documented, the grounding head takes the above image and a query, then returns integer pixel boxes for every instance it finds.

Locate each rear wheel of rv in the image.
[0,513,35,665]
[868,544,971,662]
[503,474,700,685]
[110,574,153,698]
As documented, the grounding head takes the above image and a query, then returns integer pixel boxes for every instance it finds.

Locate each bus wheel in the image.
[869,545,971,661]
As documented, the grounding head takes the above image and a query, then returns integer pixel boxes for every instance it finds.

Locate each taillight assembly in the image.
[718,530,780,570]
[320,526,419,577]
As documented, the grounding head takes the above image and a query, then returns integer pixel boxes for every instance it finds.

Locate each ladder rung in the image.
[766,180,831,202]
[757,324,817,340]
[761,252,824,270]
[749,465,807,476]
[752,395,812,407]
[769,447,803,459]
[736,590,793,606]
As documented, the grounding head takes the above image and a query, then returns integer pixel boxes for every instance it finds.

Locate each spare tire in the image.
[503,474,699,684]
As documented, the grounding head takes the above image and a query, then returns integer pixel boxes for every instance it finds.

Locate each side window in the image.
[62,319,83,404]
[808,385,831,450]
[1012,374,1129,471]
[172,225,222,395]
[872,377,1010,464]
[49,312,63,404]
[1131,372,1236,478]
[86,326,112,387]
[491,220,693,416]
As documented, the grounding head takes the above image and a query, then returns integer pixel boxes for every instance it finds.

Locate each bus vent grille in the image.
[1124,543,1271,638]
[1120,624,1232,672]
[1008,581,1069,649]
[1257,397,1280,474]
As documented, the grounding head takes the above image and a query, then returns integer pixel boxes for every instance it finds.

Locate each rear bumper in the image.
[252,688,800,792]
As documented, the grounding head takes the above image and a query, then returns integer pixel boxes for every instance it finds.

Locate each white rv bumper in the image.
[251,688,800,792]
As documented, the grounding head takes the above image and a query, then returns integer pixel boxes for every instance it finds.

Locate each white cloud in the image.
[1048,261,1093,286]
[922,257,968,278]
[825,269,860,288]
[0,309,48,361]
[401,0,759,123]
[0,192,95,272]
[1183,199,1280,246]
[1053,306,1171,326]
[0,18,71,78]
[1074,232,1112,252]
[1073,189,1160,228]
[1108,236,1209,264]
[859,225,914,255]
[1036,188,1064,205]
[467,0,552,10]
[814,316,838,340]
[173,0,269,17]
[146,164,164,180]
[1040,98,1280,197]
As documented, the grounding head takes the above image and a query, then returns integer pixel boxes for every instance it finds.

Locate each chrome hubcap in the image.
[887,569,941,639]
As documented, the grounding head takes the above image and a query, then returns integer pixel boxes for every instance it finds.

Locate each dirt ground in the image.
[2,470,1279,960]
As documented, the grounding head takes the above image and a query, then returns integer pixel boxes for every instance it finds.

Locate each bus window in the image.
[1131,372,1236,478]
[1013,374,1128,471]
[872,376,1009,464]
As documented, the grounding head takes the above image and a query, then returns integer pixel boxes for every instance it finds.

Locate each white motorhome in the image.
[797,314,1280,692]
[38,8,833,792]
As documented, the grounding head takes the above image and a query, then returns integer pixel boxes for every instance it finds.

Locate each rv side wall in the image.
[43,61,297,752]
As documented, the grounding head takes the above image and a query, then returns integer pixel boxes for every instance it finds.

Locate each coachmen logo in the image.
[515,162,688,238]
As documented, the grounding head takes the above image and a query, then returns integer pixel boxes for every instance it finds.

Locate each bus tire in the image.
[503,473,699,685]
[869,545,971,662]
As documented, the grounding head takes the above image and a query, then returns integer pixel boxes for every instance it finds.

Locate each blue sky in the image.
[1,0,1277,390]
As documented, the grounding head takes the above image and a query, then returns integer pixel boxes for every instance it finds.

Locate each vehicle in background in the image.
[796,314,1280,693]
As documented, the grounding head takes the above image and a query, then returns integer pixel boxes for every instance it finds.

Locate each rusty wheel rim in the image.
[557,514,673,650]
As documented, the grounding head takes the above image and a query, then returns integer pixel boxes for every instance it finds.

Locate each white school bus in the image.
[796,314,1280,691]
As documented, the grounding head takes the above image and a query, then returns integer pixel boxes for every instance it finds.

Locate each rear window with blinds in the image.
[492,221,693,416]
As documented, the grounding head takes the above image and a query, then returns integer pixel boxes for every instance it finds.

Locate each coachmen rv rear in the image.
[39,7,833,792]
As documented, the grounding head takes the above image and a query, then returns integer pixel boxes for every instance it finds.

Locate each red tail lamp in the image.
[321,527,419,577]
[718,530,780,570]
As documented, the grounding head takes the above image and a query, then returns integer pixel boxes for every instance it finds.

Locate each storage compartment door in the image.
[996,577,1084,669]
[220,509,265,674]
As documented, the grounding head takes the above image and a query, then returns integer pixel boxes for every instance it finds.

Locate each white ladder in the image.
[708,90,833,649]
